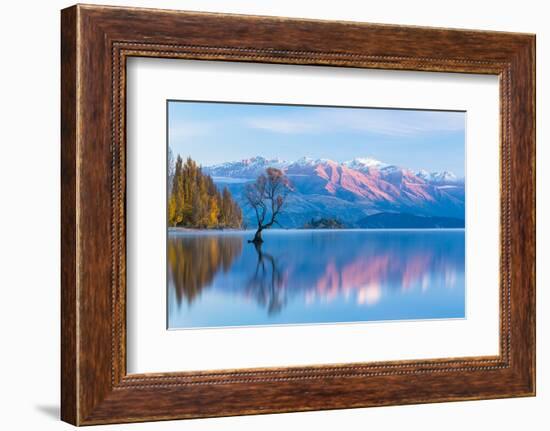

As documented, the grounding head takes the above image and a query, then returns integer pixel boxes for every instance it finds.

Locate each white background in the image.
[127,59,500,373]
[0,0,547,430]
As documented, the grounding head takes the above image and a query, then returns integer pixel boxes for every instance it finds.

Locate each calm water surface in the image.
[167,229,465,329]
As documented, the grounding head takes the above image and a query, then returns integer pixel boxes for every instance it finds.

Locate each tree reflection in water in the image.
[168,234,288,314]
[167,230,465,327]
[167,234,243,304]
[246,242,287,315]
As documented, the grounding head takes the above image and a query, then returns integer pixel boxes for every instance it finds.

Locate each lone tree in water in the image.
[245,167,291,244]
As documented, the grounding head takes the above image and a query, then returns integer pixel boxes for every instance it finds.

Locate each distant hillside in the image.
[356,212,465,229]
[204,155,465,228]
[303,218,346,229]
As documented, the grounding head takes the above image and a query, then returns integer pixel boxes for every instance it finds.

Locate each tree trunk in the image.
[249,226,264,243]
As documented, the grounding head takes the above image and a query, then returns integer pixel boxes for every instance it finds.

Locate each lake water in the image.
[167,229,465,329]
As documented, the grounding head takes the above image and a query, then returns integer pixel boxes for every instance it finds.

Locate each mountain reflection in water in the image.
[167,229,465,328]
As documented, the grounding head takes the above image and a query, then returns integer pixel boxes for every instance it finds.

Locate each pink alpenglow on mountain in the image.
[203,156,465,227]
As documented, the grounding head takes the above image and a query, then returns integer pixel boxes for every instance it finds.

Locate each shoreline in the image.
[168,227,466,234]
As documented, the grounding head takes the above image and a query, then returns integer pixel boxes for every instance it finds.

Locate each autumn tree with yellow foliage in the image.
[168,155,243,229]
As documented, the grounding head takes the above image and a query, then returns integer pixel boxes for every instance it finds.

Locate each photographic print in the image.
[167,101,466,329]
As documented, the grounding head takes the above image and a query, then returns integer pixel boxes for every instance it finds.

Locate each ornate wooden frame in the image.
[61,4,536,425]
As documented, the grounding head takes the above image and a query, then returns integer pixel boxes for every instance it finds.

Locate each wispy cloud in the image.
[168,101,465,175]
[169,121,213,140]
[243,109,464,137]
[244,117,319,134]
[330,110,465,136]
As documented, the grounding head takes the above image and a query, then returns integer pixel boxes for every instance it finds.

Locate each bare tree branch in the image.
[245,168,292,243]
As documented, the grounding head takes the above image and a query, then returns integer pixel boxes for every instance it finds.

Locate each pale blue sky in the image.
[168,101,465,176]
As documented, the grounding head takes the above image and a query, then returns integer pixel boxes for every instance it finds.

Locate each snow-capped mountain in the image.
[342,157,388,171]
[202,156,465,228]
[204,156,287,179]
[416,169,459,184]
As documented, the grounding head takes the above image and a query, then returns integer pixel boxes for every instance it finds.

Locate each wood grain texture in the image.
[60,5,78,425]
[60,4,536,425]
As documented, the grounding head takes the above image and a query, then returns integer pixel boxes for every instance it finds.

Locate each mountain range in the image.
[202,156,465,229]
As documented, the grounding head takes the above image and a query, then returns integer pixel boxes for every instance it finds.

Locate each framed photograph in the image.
[164,101,467,331]
[61,4,536,425]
